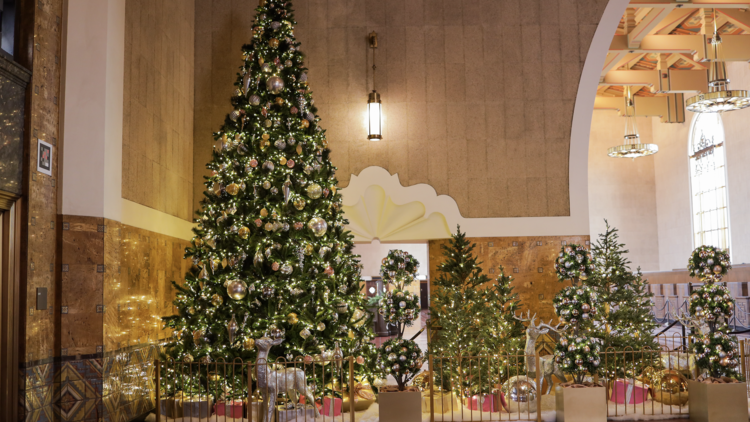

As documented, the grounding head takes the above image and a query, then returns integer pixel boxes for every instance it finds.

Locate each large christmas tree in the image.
[428,227,525,395]
[162,0,375,393]
[588,221,658,376]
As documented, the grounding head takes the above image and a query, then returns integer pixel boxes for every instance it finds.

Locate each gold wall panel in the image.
[122,0,195,221]
[193,0,611,218]
[429,235,590,323]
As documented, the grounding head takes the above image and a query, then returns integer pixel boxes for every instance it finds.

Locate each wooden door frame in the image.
[0,192,22,422]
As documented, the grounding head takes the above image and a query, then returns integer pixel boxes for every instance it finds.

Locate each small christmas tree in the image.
[375,250,424,391]
[588,221,659,377]
[685,246,742,379]
[428,227,525,396]
[161,0,376,398]
[553,244,601,384]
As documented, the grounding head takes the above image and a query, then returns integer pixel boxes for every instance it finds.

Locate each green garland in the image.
[554,243,594,282]
[380,249,419,289]
[688,245,731,282]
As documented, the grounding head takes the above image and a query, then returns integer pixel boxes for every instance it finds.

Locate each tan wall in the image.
[123,0,195,221]
[590,63,750,272]
[193,0,610,218]
[587,110,659,271]
[429,235,589,323]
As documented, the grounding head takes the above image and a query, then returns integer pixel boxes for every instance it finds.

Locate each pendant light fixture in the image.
[686,9,750,113]
[607,86,659,158]
[367,31,383,141]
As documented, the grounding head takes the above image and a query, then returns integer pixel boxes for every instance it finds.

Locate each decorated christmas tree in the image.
[162,0,376,396]
[428,227,525,396]
[375,250,424,391]
[588,221,658,376]
[685,246,742,379]
[553,244,602,384]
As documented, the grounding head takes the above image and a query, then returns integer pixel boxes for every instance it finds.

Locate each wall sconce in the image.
[367,31,382,141]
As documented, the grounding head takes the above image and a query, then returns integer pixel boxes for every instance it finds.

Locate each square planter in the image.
[379,389,422,422]
[688,380,747,422]
[555,385,606,422]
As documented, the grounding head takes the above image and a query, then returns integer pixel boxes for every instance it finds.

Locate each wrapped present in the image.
[182,395,214,418]
[276,403,317,422]
[465,394,498,412]
[321,396,342,416]
[159,392,184,418]
[245,399,266,421]
[342,382,376,412]
[609,379,650,405]
[215,399,244,418]
[492,390,508,412]
[660,352,697,375]
[421,390,457,414]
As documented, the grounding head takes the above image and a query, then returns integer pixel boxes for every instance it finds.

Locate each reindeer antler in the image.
[537,319,564,333]
[513,310,538,327]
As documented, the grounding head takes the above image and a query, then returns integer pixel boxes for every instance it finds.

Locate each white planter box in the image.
[688,380,747,422]
[555,385,607,422]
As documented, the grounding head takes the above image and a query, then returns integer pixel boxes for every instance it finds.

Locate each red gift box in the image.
[214,399,244,418]
[321,397,342,416]
[299,395,342,416]
[466,394,497,412]
[610,379,649,405]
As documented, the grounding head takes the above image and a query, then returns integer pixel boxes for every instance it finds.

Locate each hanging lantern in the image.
[367,31,383,141]
[686,13,749,114]
[607,86,658,159]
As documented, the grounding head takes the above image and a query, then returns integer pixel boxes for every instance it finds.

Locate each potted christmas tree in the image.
[553,244,607,422]
[375,250,424,422]
[684,246,746,422]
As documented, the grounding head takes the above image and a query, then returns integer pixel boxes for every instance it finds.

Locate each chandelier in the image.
[607,87,659,158]
[686,11,750,113]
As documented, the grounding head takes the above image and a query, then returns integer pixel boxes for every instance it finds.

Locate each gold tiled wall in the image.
[122,0,196,221]
[429,235,590,322]
[194,0,609,218]
[23,0,64,365]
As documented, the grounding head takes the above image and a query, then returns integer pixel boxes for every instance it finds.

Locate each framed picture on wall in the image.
[37,139,52,176]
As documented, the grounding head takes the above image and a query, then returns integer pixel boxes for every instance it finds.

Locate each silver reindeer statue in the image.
[255,336,321,422]
[514,310,567,394]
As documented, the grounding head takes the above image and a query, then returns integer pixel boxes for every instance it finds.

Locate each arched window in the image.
[688,113,730,251]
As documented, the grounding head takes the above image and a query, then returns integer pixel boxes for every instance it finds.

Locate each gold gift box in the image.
[340,379,375,412]
[421,390,457,414]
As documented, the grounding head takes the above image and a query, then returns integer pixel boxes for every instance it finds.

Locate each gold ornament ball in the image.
[279,157,287,165]
[226,279,248,300]
[211,294,223,307]
[274,96,284,106]
[269,38,279,48]
[293,198,306,210]
[264,222,275,231]
[306,183,322,199]
[713,265,723,274]
[352,308,367,327]
[238,226,250,239]
[266,76,284,94]
[653,370,689,406]
[260,208,268,217]
[226,183,240,196]
[296,144,303,154]
[287,312,299,324]
[184,353,194,363]
[307,217,328,237]
[243,337,256,350]
[301,119,310,128]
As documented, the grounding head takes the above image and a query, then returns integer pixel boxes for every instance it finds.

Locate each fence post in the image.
[535,353,541,422]
[741,340,747,381]
[248,362,253,422]
[429,354,435,422]
[349,357,355,422]
[155,359,160,422]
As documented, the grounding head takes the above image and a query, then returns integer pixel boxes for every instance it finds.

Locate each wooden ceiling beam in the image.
[628,6,678,47]
[631,0,750,8]
[602,51,630,78]
[611,34,702,53]
[601,69,709,93]
[697,34,750,60]
[717,8,750,32]
[594,95,685,122]
[653,8,696,34]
